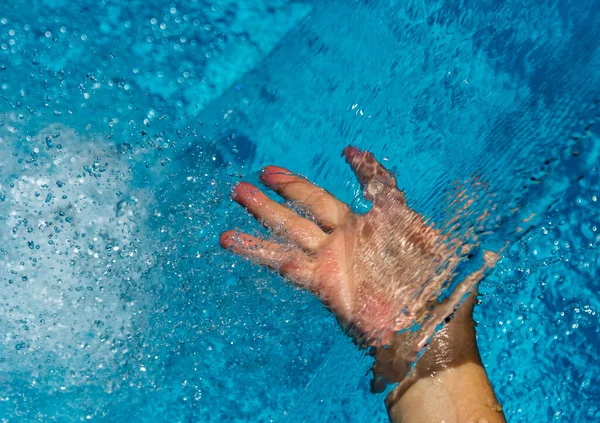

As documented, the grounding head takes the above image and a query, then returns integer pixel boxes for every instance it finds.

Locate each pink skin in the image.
[220,146,496,350]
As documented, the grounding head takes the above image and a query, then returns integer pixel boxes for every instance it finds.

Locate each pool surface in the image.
[0,0,599,421]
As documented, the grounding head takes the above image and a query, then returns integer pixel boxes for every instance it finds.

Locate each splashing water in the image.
[0,0,599,421]
[0,117,159,417]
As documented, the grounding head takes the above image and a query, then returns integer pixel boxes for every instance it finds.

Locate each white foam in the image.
[0,118,156,390]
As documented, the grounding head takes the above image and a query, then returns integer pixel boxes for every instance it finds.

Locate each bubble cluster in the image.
[0,117,158,417]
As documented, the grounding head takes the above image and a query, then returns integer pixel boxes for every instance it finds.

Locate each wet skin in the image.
[220,146,506,422]
[220,146,494,351]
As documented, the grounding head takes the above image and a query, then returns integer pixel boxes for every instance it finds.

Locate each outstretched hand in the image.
[220,147,495,353]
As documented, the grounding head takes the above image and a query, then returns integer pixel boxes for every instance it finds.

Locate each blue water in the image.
[0,0,598,421]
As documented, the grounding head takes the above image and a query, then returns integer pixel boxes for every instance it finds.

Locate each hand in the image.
[220,147,495,351]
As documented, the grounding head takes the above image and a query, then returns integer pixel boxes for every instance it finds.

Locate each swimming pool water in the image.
[0,0,598,421]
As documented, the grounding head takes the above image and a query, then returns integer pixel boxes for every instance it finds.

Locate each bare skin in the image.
[385,290,506,422]
[220,146,505,422]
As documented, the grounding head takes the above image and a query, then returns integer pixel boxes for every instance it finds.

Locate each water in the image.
[0,0,599,421]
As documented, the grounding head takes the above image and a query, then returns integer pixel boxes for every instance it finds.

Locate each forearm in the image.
[386,361,504,423]
[384,293,505,423]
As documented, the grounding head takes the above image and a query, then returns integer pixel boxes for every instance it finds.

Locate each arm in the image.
[220,146,505,422]
[385,291,505,423]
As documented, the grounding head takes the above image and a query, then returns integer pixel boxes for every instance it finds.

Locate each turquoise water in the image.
[0,0,599,421]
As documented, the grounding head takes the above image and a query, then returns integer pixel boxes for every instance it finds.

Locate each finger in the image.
[342,146,404,203]
[232,182,327,251]
[219,230,315,286]
[259,166,350,230]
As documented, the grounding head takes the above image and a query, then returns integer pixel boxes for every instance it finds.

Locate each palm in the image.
[221,147,493,348]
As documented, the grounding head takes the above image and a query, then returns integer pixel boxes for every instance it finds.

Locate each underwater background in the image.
[0,0,599,421]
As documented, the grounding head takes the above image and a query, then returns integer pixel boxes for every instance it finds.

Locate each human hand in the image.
[220,147,496,353]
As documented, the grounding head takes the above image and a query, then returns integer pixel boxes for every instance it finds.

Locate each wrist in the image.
[379,291,506,423]
[385,361,505,423]
[370,290,481,391]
